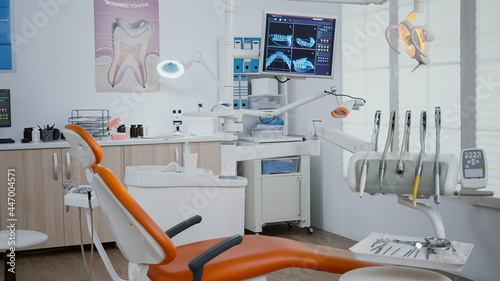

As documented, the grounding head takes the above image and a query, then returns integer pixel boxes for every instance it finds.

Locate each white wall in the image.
[2,1,499,280]
[0,0,226,138]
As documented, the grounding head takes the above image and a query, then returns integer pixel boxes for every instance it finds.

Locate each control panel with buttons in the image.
[461,148,488,189]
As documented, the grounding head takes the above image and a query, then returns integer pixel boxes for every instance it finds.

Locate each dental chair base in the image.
[340,266,451,281]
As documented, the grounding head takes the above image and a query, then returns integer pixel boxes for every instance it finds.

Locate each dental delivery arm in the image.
[308,120,370,153]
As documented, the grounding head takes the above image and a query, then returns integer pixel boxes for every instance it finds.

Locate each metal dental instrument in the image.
[391,247,401,256]
[383,245,393,255]
[414,249,420,258]
[359,110,381,198]
[397,111,411,174]
[434,107,441,205]
[413,111,427,205]
[379,111,396,189]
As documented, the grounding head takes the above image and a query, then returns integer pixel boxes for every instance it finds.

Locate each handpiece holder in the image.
[348,151,460,239]
[347,151,459,197]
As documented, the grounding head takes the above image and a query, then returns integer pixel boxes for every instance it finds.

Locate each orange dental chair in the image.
[64,124,380,281]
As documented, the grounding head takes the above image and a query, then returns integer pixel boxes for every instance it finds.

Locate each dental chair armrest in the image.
[188,234,243,281]
[165,215,202,239]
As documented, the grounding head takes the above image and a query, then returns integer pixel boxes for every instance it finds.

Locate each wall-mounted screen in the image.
[261,11,337,79]
[0,89,11,127]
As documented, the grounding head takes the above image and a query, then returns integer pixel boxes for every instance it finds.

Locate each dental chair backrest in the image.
[64,124,177,266]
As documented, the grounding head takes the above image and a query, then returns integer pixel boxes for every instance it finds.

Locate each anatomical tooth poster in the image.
[94,0,160,92]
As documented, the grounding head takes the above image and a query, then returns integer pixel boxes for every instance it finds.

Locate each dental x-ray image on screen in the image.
[261,11,337,79]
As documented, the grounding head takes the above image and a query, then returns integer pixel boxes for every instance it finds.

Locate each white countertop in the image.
[0,135,224,151]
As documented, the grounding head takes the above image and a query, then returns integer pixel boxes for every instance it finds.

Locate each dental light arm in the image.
[218,87,365,123]
[237,90,331,121]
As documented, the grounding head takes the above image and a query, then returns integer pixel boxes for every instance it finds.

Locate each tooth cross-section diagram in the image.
[108,18,152,88]
[292,58,315,72]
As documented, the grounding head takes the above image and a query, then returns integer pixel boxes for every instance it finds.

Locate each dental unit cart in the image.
[239,154,312,234]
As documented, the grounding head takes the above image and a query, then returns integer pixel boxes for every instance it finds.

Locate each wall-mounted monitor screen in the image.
[261,11,337,79]
[0,89,11,127]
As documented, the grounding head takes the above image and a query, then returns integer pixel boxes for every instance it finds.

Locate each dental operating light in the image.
[385,0,434,72]
[331,99,366,118]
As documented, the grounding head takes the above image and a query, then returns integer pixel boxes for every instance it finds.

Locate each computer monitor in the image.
[0,89,11,127]
[261,11,337,79]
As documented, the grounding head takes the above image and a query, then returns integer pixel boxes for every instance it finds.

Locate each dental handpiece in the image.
[360,110,381,198]
[380,111,396,189]
[434,107,441,205]
[397,111,411,174]
[413,111,427,204]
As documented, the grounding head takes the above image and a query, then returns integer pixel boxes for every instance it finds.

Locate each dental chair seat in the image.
[148,235,362,280]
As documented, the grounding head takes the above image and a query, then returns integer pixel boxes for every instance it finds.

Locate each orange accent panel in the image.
[65,124,104,165]
[93,165,177,265]
[148,235,380,281]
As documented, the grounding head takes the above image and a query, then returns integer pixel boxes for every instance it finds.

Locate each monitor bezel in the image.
[260,10,338,79]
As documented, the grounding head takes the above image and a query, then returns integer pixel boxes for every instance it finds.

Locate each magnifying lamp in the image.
[157,51,225,92]
[157,60,189,79]
[385,0,434,72]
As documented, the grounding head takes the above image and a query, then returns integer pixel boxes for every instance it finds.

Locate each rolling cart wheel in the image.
[306,227,314,234]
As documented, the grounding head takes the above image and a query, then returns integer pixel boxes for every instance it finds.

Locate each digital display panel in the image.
[261,11,337,79]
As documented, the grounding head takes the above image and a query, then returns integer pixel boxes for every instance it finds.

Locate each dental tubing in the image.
[434,107,441,205]
[360,110,381,198]
[413,111,427,205]
[397,111,411,174]
[379,111,396,189]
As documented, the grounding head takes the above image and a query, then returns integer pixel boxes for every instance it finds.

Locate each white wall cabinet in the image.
[239,155,311,234]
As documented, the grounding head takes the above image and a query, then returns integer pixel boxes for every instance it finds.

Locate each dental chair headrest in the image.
[64,124,103,169]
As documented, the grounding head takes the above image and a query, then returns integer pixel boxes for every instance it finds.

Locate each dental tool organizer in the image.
[68,109,111,138]
[350,231,474,272]
[347,151,459,197]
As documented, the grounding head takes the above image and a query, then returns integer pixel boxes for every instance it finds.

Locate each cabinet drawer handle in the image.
[53,153,59,180]
[66,152,71,180]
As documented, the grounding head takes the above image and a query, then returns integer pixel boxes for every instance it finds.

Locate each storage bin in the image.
[262,157,299,174]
